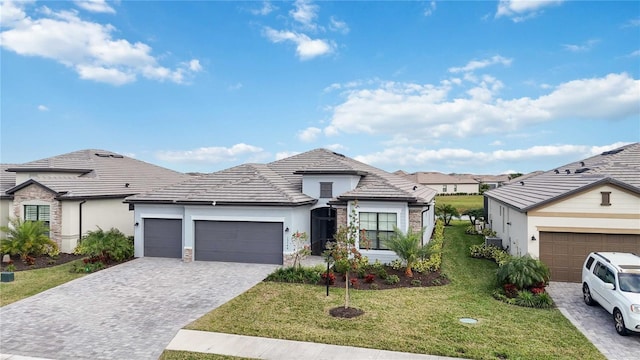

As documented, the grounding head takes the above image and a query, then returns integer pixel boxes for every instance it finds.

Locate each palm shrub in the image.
[75,227,133,262]
[496,255,550,290]
[435,204,459,226]
[0,218,58,261]
[384,226,429,277]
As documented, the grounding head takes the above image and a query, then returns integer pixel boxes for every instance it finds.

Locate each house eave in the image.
[6,167,93,174]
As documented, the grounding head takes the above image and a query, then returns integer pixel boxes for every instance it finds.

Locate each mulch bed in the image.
[322,267,450,291]
[1,253,133,272]
[1,253,84,272]
[329,306,365,318]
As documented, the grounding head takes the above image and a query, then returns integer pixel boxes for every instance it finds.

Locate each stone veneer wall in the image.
[183,247,193,263]
[336,207,347,228]
[12,184,62,249]
[408,207,423,233]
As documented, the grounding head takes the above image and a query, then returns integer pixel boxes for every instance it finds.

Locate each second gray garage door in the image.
[194,221,283,264]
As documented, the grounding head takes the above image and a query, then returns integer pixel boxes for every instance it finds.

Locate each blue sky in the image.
[1,0,639,175]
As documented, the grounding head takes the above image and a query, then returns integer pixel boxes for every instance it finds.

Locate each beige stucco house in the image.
[1,150,189,253]
[396,171,480,194]
[484,143,640,282]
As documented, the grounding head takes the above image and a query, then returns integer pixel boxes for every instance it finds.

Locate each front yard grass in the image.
[187,221,604,360]
[0,259,86,307]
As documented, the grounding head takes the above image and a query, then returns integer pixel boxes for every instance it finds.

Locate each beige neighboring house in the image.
[396,171,480,194]
[484,143,640,282]
[473,174,511,189]
[0,150,189,253]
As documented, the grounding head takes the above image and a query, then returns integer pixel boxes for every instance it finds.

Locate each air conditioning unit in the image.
[485,237,503,248]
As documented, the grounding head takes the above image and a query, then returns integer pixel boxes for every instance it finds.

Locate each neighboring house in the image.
[0,150,190,253]
[396,171,479,194]
[126,149,437,265]
[484,143,640,282]
[473,174,511,190]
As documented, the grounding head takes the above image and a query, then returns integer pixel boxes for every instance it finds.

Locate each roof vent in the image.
[601,149,623,156]
[413,185,418,190]
[575,168,590,174]
[125,183,130,188]
[95,153,110,157]
[554,169,559,174]
[519,181,524,186]
[580,161,585,167]
[565,169,571,174]
[110,154,124,158]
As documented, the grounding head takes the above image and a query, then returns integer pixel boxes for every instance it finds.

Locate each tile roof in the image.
[127,148,437,205]
[4,149,189,199]
[0,164,17,199]
[401,172,480,185]
[485,142,640,211]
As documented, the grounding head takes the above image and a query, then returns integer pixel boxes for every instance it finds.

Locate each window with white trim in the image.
[359,212,397,250]
[24,205,50,234]
[320,182,333,198]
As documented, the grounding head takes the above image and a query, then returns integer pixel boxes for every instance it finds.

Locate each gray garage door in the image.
[144,218,182,258]
[540,232,640,282]
[195,221,283,264]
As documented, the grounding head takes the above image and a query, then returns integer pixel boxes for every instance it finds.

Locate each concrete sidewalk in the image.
[166,329,464,360]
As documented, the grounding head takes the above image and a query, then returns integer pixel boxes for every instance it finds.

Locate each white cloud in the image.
[563,39,599,52]
[37,105,49,111]
[424,1,437,17]
[74,0,115,14]
[263,27,335,60]
[490,140,503,146]
[228,82,243,91]
[0,2,201,85]
[329,16,349,34]
[448,55,512,74]
[275,151,300,160]
[250,1,276,16]
[157,144,264,163]
[290,0,319,30]
[323,73,640,141]
[627,50,640,57]
[297,127,322,142]
[622,18,640,28]
[353,143,628,171]
[496,0,563,22]
[325,143,346,151]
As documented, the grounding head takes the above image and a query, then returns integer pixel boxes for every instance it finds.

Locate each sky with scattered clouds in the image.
[1,0,638,175]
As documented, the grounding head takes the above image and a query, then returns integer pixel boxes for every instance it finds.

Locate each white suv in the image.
[582,252,640,335]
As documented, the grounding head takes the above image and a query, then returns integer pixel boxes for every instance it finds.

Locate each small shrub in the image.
[266,266,321,284]
[389,259,404,271]
[374,267,388,280]
[75,228,133,262]
[431,278,442,286]
[410,279,422,287]
[533,292,554,309]
[350,278,359,288]
[385,274,400,285]
[496,255,550,290]
[481,228,497,237]
[364,273,375,284]
[0,218,58,261]
[71,261,105,273]
[504,283,518,298]
[515,290,537,308]
[321,271,336,285]
[23,255,36,266]
[356,267,367,279]
[465,225,477,235]
[5,263,16,272]
[369,283,379,290]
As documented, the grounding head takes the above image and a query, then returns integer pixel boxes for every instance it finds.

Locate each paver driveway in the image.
[547,282,640,360]
[0,258,277,360]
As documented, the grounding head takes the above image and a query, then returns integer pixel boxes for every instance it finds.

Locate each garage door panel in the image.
[540,232,640,282]
[195,221,283,264]
[144,218,182,258]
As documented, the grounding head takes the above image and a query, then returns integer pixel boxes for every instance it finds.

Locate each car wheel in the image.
[582,283,595,306]
[613,309,629,336]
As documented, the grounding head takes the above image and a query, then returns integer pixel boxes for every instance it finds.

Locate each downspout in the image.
[79,200,86,243]
[420,202,433,246]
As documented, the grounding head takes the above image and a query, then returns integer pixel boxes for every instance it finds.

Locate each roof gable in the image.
[485,143,640,211]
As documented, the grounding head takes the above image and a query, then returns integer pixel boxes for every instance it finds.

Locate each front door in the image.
[311,207,336,256]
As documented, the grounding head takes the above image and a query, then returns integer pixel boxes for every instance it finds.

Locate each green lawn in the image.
[160,351,251,360]
[186,222,603,360]
[0,259,86,307]
[435,194,483,214]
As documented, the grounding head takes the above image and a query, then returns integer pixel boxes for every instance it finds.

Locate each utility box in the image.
[485,237,503,248]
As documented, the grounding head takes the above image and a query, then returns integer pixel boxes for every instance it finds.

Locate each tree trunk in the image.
[405,267,413,278]
[344,272,349,308]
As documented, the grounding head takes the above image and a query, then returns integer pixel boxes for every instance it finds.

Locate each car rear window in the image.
[585,256,595,270]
